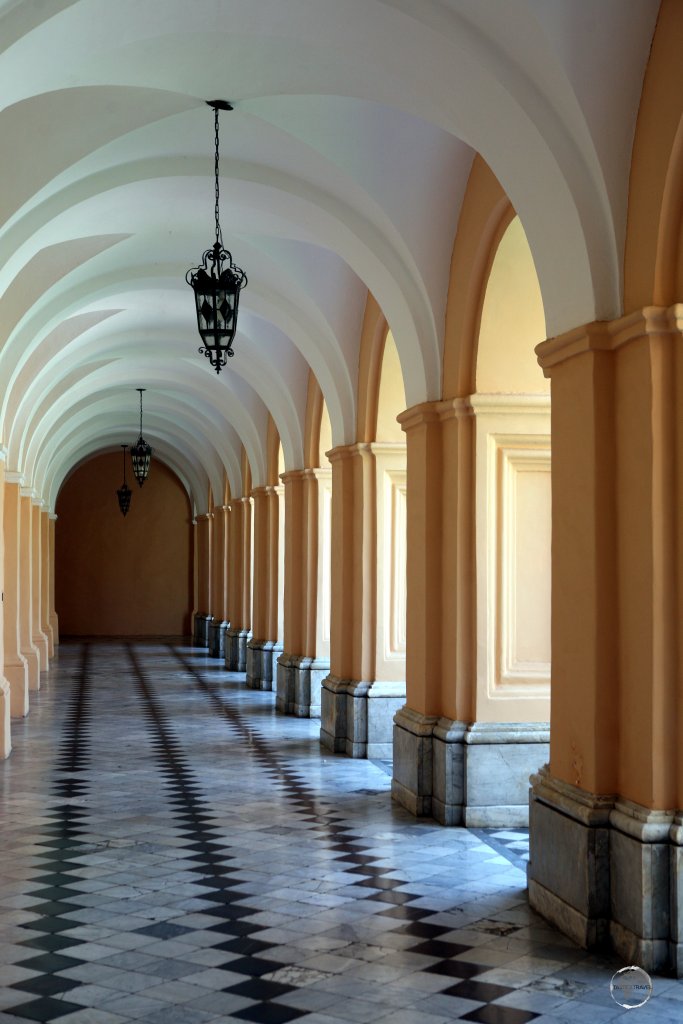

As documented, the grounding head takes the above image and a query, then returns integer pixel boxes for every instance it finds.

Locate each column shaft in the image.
[18,494,39,689]
[48,514,59,647]
[3,481,29,712]
[40,510,54,657]
[30,502,49,671]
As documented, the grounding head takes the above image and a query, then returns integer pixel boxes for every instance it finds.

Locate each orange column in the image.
[40,510,54,657]
[247,487,269,688]
[3,477,29,714]
[390,401,476,817]
[277,471,305,709]
[269,483,285,676]
[31,502,49,671]
[209,507,227,657]
[48,514,59,646]
[321,445,375,752]
[225,498,245,670]
[18,492,40,688]
[240,496,252,642]
[193,513,212,645]
[0,463,11,757]
[529,306,682,973]
[276,470,329,715]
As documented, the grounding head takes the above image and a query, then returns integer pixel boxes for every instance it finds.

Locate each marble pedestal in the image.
[528,768,676,974]
[276,653,329,716]
[321,677,406,757]
[276,652,295,713]
[225,628,250,672]
[0,678,10,758]
[208,620,229,659]
[5,657,29,717]
[193,613,212,647]
[246,640,281,690]
[671,816,683,975]
[393,711,548,825]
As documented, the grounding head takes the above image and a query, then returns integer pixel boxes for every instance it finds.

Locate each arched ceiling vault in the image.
[0,0,659,503]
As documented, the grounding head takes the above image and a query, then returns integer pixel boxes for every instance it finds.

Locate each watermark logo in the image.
[610,965,653,1009]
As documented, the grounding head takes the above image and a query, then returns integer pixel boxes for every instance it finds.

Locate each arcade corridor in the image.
[0,643,680,1024]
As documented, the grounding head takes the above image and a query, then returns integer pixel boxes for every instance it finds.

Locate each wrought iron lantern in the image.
[131,388,152,487]
[186,100,247,374]
[116,444,132,517]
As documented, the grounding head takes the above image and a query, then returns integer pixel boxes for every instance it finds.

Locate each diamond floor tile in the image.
[0,640,679,1024]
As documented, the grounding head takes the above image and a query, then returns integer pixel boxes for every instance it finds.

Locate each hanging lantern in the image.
[131,388,152,487]
[116,444,132,517]
[186,101,247,374]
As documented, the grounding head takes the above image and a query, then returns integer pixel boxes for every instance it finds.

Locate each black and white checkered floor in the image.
[0,641,681,1024]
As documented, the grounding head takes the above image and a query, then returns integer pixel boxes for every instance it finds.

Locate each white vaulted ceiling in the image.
[0,0,659,513]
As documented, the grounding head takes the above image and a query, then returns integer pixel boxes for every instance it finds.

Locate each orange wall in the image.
[55,452,193,636]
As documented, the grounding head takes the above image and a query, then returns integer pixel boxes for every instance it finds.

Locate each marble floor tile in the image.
[0,641,679,1024]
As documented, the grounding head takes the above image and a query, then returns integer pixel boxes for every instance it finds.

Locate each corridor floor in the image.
[0,642,681,1024]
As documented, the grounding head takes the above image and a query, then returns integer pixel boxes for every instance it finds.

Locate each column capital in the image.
[536,303,683,373]
[397,397,474,433]
[5,472,23,486]
[279,468,307,486]
[326,442,407,464]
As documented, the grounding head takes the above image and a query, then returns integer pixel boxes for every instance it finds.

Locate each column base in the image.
[671,816,683,976]
[21,645,40,691]
[461,723,549,826]
[321,677,405,757]
[391,706,438,817]
[292,657,329,718]
[193,613,212,647]
[608,799,672,973]
[247,640,281,690]
[5,656,29,717]
[208,620,229,658]
[32,631,49,672]
[50,613,59,646]
[0,679,10,758]
[432,718,466,825]
[276,654,328,715]
[528,768,612,949]
[225,628,250,671]
[528,768,676,973]
[276,652,295,713]
[393,712,548,825]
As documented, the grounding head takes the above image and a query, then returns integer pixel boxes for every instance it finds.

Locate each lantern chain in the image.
[214,104,221,247]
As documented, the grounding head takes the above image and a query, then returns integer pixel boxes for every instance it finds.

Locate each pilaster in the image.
[18,491,39,689]
[209,506,229,658]
[324,442,411,756]
[390,400,475,813]
[278,471,330,716]
[40,509,54,657]
[30,500,49,671]
[225,497,251,671]
[48,514,59,646]
[247,487,280,690]
[4,479,29,711]
[0,459,12,756]
[193,512,212,646]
